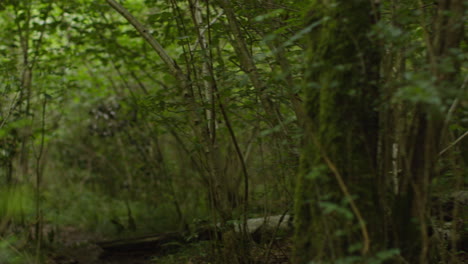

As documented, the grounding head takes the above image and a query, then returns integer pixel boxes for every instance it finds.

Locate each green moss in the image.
[294,0,380,262]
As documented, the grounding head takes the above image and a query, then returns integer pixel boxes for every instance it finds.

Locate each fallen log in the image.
[234,214,293,233]
[96,232,184,255]
[96,214,293,255]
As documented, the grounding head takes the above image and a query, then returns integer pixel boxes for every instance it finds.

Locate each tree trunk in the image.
[294,1,380,263]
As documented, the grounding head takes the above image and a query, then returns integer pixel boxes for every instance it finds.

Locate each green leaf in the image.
[318,201,353,220]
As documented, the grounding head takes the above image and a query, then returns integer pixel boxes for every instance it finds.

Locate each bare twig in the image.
[439,131,468,156]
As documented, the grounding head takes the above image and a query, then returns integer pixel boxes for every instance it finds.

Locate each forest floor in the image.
[45,226,180,264]
[45,226,292,264]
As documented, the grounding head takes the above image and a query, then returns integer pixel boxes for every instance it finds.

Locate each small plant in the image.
[0,236,32,264]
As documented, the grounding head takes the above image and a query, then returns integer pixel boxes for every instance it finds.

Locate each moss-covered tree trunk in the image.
[294,0,466,263]
[293,1,380,263]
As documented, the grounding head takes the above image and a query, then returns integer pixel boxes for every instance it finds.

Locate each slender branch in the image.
[216,0,281,128]
[439,131,468,156]
[35,94,47,260]
[214,81,250,239]
[0,91,20,130]
[105,0,203,130]
[321,154,371,255]
[190,10,224,51]
[189,0,216,140]
[442,75,468,138]
[105,0,183,80]
[306,122,371,255]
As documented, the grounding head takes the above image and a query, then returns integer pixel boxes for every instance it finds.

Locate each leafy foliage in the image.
[0,0,465,263]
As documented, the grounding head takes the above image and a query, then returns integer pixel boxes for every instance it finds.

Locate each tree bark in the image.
[294,1,380,262]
